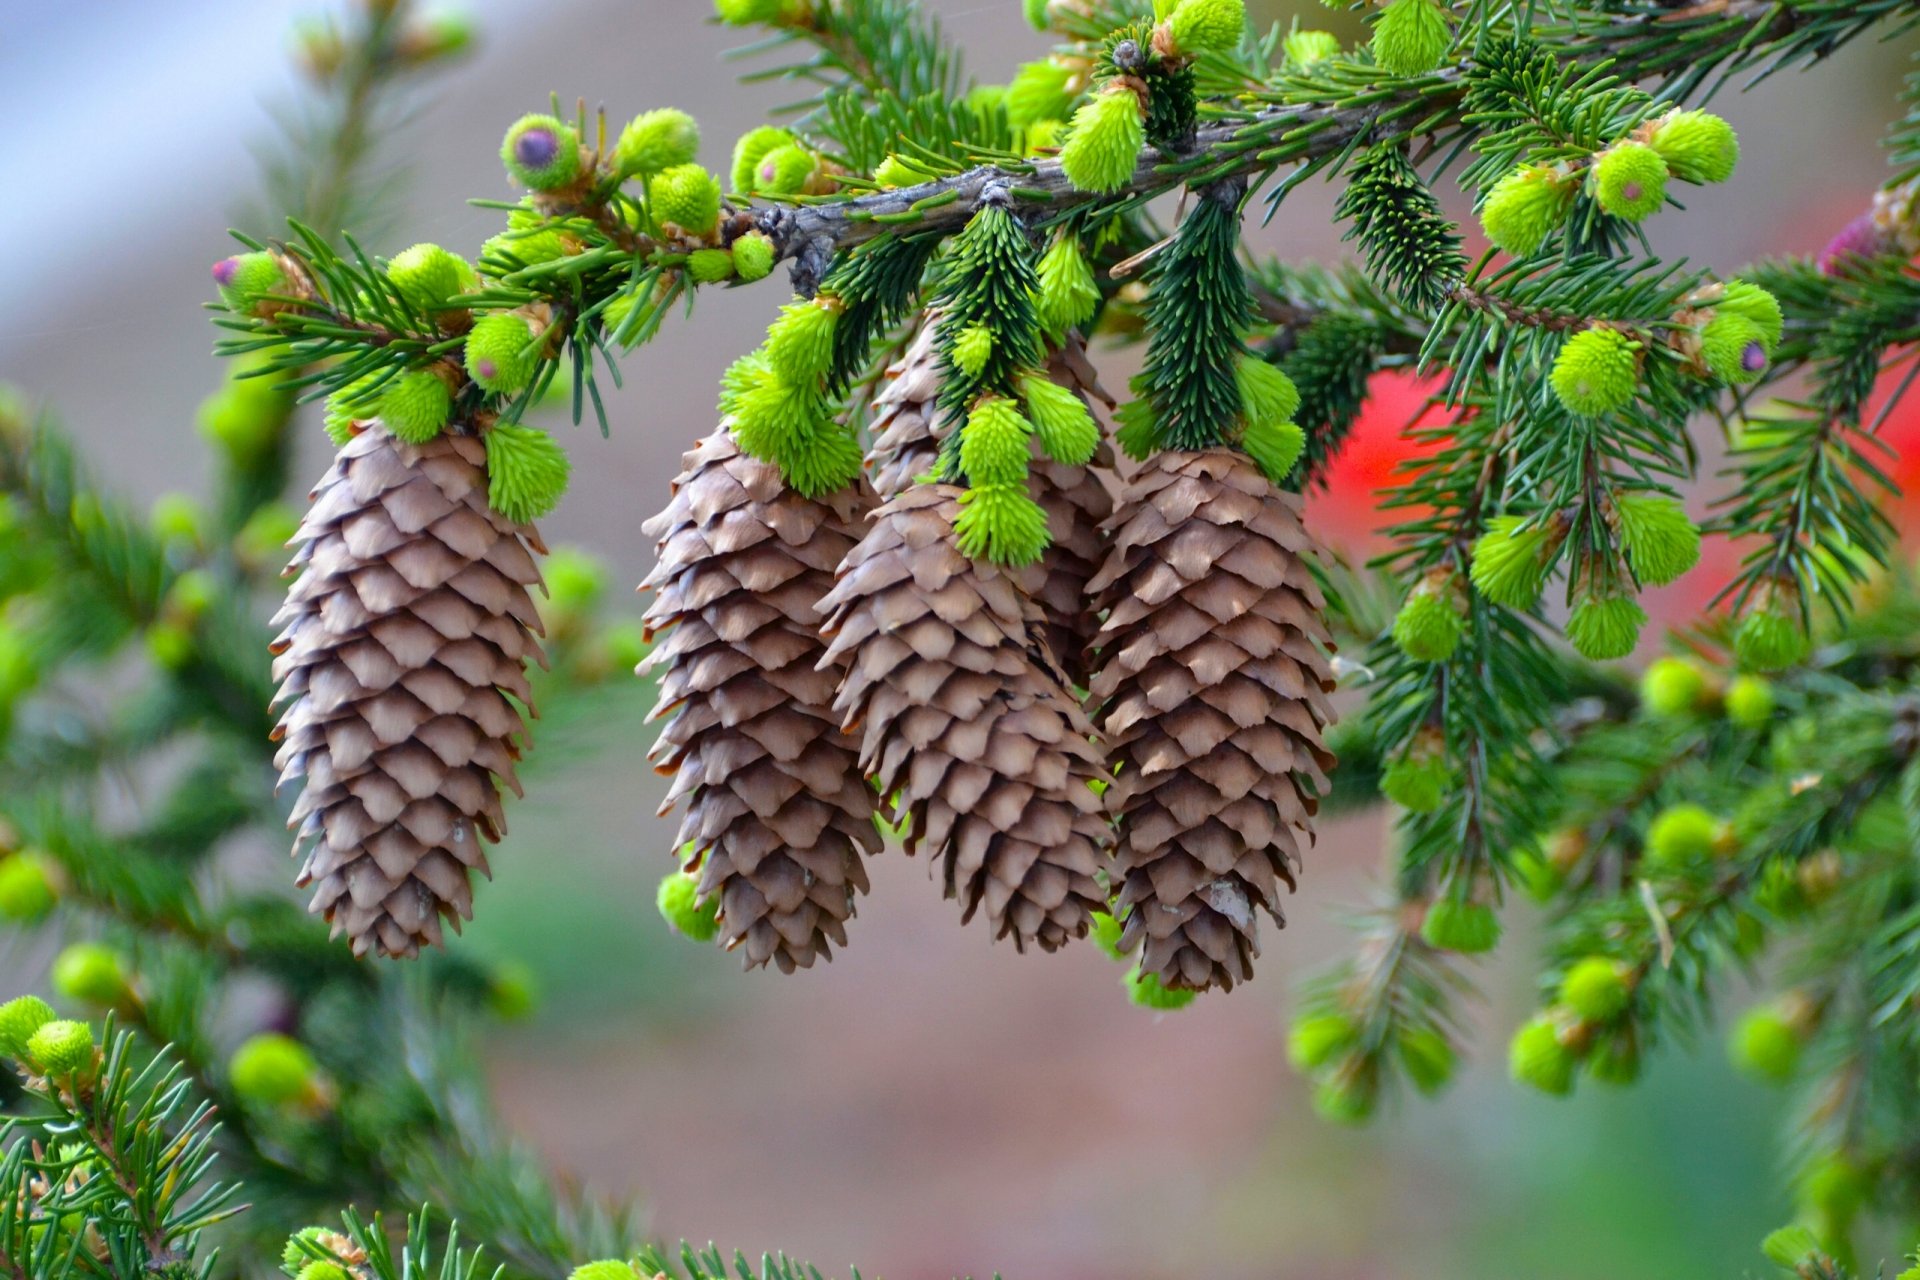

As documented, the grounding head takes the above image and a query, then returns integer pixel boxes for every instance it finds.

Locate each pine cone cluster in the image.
[639,427,881,972]
[271,424,546,958]
[1088,448,1337,991]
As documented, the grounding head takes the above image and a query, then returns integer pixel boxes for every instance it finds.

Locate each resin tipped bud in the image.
[465,311,543,395]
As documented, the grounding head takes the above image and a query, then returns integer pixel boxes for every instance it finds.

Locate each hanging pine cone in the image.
[1089,448,1336,992]
[818,485,1110,951]
[270,424,546,958]
[865,318,1114,685]
[640,426,880,972]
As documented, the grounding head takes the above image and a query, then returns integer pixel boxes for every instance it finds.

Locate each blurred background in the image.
[2,2,1914,1277]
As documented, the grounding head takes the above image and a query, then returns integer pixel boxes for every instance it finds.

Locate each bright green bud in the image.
[1421,897,1500,953]
[1731,1005,1803,1083]
[1593,141,1669,222]
[1241,420,1306,485]
[1381,748,1453,814]
[1509,1014,1575,1095]
[656,869,719,942]
[229,1032,320,1105]
[280,1227,341,1276]
[1551,328,1641,416]
[323,374,382,445]
[1567,593,1646,662]
[50,944,128,1006]
[1587,1033,1641,1086]
[570,1264,637,1280]
[1023,0,1050,29]
[151,493,205,546]
[1616,493,1701,586]
[1398,1024,1456,1095]
[1035,234,1100,338]
[714,0,784,23]
[1469,514,1555,608]
[955,482,1050,566]
[1645,803,1722,867]
[765,299,839,382]
[1798,1154,1870,1225]
[1114,395,1159,461]
[1287,1012,1356,1071]
[1760,1226,1824,1272]
[1371,0,1450,76]
[1167,0,1245,54]
[1725,674,1776,729]
[1702,311,1769,385]
[1392,577,1463,663]
[1236,356,1301,428]
[1284,28,1341,66]
[26,1020,94,1077]
[1124,965,1196,1010]
[615,108,700,177]
[1060,88,1144,195]
[952,324,994,379]
[1479,165,1575,258]
[1089,911,1126,961]
[386,243,473,313]
[731,126,796,191]
[1311,1073,1376,1125]
[484,423,571,523]
[1559,957,1631,1021]
[0,853,57,922]
[1735,606,1810,673]
[731,231,777,282]
[960,397,1033,485]
[1640,655,1709,717]
[501,114,580,190]
[295,1264,350,1280]
[687,248,735,283]
[466,312,543,394]
[0,996,56,1059]
[652,163,722,235]
[1007,59,1077,129]
[871,155,932,189]
[482,228,572,269]
[1025,119,1066,154]
[213,251,286,313]
[484,957,540,1021]
[1718,280,1783,349]
[542,546,606,616]
[377,369,453,443]
[1018,374,1099,465]
[1648,109,1740,184]
[753,144,817,196]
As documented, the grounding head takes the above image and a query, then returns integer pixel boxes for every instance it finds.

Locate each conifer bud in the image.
[730,126,795,191]
[482,228,572,270]
[484,423,572,522]
[213,252,288,315]
[1724,674,1775,729]
[1392,570,1464,663]
[1701,311,1769,385]
[731,231,777,282]
[615,108,700,178]
[1819,213,1892,276]
[1647,109,1740,184]
[1614,493,1701,586]
[1398,1024,1456,1094]
[376,369,454,443]
[1717,280,1784,350]
[386,243,474,313]
[952,325,994,379]
[1312,1073,1377,1124]
[1287,1012,1357,1071]
[1559,956,1631,1021]
[1125,965,1197,1010]
[1421,896,1500,953]
[954,483,1051,565]
[229,1032,323,1106]
[466,311,544,394]
[1284,29,1341,66]
[1017,373,1100,464]
[1479,165,1575,258]
[1567,592,1645,662]
[1023,0,1051,30]
[1644,802,1723,867]
[1639,655,1709,717]
[1165,0,1246,55]
[1089,910,1126,960]
[1469,514,1556,608]
[1060,87,1145,195]
[1735,596,1810,672]
[1007,58,1077,129]
[50,943,129,1007]
[295,1264,349,1280]
[714,0,785,24]
[871,155,931,189]
[652,164,723,235]
[687,248,735,283]
[1550,328,1641,416]
[959,397,1033,485]
[753,144,818,196]
[1241,419,1307,483]
[500,114,580,190]
[0,995,55,1059]
[1592,141,1669,222]
[569,1264,640,1280]
[1730,1003,1804,1083]
[1371,0,1451,77]
[765,299,839,382]
[1508,1014,1575,1095]
[1036,234,1100,338]
[1236,356,1302,428]
[26,1020,94,1078]
[0,851,57,921]
[1381,733,1454,813]
[655,868,720,942]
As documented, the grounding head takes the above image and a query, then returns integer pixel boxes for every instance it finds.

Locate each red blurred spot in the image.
[1304,369,1453,557]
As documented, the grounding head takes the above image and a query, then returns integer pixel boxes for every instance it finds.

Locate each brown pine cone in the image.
[865,316,945,503]
[640,426,880,972]
[270,424,546,958]
[1088,448,1337,992]
[818,485,1111,951]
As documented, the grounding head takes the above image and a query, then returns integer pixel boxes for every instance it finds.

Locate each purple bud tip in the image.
[1621,182,1642,202]
[1742,341,1767,374]
[514,127,560,170]
[759,157,778,182]
[475,358,498,380]
[1819,213,1891,277]
[212,256,241,287]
